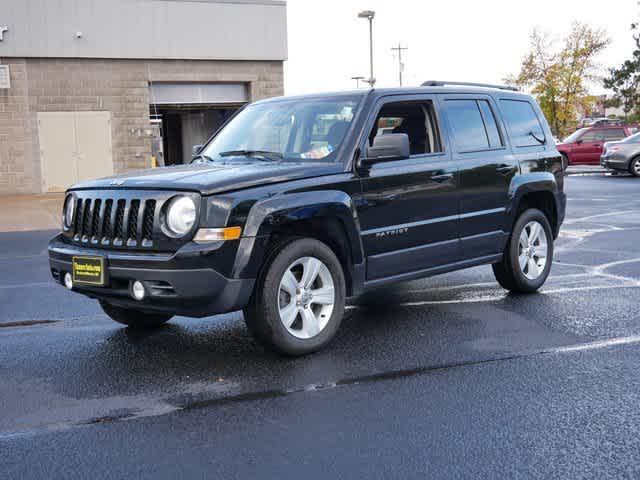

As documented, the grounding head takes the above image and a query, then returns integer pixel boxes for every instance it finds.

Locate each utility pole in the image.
[358,10,376,87]
[391,43,408,87]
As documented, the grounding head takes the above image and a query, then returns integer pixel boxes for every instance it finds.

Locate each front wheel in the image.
[99,301,173,330]
[244,238,346,356]
[492,208,554,293]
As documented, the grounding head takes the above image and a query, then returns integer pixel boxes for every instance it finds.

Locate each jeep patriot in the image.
[49,81,566,355]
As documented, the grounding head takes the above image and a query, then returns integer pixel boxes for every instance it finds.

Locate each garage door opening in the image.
[149,82,248,166]
[151,106,238,166]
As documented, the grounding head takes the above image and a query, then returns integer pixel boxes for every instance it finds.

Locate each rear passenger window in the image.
[478,100,503,148]
[603,129,626,140]
[499,99,545,147]
[445,99,502,152]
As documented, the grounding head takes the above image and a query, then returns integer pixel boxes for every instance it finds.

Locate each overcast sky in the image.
[284,0,638,95]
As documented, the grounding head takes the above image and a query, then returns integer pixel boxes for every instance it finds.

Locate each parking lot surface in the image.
[1,174,640,479]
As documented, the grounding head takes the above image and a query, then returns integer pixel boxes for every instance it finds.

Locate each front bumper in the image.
[48,235,255,317]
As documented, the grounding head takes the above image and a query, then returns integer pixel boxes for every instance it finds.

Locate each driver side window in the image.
[369,100,442,155]
[581,130,604,143]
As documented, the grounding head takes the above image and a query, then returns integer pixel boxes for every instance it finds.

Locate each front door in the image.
[572,129,605,164]
[355,95,459,282]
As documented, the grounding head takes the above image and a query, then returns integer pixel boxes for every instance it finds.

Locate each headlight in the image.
[165,196,197,237]
[63,195,75,229]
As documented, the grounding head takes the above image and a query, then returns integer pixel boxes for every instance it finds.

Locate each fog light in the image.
[64,272,73,290]
[131,280,145,301]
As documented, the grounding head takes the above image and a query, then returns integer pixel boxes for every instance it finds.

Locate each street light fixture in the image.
[358,10,375,87]
[351,76,365,88]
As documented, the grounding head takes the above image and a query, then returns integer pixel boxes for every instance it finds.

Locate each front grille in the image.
[64,191,197,251]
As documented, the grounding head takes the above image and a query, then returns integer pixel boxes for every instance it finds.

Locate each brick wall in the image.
[0,58,284,194]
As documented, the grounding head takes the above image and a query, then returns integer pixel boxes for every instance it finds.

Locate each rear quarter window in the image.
[499,99,545,147]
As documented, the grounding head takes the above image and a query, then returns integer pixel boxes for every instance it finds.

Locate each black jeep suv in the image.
[49,81,566,355]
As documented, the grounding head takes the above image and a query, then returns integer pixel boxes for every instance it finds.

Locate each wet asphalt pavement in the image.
[2,174,640,479]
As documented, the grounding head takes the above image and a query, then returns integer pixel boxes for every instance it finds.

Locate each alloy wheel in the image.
[278,256,335,339]
[518,221,549,280]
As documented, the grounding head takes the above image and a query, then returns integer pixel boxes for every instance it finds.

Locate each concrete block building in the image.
[0,0,287,194]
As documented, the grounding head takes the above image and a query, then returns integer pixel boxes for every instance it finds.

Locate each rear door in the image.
[440,94,517,259]
[356,94,460,282]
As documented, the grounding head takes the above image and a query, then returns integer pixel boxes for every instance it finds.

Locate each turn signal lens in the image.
[193,226,242,243]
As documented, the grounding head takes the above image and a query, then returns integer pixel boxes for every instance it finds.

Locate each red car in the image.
[557,126,634,165]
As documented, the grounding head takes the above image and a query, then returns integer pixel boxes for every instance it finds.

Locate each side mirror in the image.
[192,144,204,156]
[575,139,583,145]
[363,133,410,164]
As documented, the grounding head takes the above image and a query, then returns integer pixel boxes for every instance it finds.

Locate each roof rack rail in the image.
[421,80,519,92]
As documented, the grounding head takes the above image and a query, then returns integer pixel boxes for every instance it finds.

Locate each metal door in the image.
[38,111,114,192]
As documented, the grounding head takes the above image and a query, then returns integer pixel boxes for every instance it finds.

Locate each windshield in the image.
[198,96,362,163]
[563,128,588,143]
[623,132,640,143]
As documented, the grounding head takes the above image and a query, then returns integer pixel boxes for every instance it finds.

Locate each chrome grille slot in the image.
[142,200,156,246]
[101,199,113,244]
[90,199,102,243]
[113,199,126,245]
[73,199,84,240]
[81,199,92,242]
[126,200,140,246]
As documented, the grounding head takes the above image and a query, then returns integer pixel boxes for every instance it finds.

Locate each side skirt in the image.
[362,253,502,290]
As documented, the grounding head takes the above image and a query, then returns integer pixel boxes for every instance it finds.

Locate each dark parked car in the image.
[557,125,634,166]
[601,132,640,176]
[49,81,566,355]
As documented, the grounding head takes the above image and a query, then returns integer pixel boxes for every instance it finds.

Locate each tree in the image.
[510,22,609,137]
[603,23,640,120]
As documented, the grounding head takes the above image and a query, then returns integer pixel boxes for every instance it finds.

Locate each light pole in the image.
[351,76,365,88]
[358,10,375,87]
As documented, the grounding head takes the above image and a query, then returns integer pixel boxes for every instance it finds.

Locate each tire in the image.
[629,157,640,177]
[492,208,554,293]
[99,301,173,330]
[243,238,346,356]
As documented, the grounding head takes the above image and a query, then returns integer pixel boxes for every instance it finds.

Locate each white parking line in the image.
[548,335,640,353]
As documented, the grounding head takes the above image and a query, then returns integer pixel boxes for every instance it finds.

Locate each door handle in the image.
[496,164,515,174]
[431,173,453,183]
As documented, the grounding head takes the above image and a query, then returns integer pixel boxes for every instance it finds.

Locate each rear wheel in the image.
[630,157,640,177]
[99,301,172,330]
[244,238,346,356]
[492,208,553,293]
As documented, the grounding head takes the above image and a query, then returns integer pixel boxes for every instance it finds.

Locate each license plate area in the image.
[72,256,106,286]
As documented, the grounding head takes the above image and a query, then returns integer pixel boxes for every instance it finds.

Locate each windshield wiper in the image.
[219,150,283,160]
[191,154,216,164]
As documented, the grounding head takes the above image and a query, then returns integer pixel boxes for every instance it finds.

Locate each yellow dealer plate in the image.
[72,256,105,286]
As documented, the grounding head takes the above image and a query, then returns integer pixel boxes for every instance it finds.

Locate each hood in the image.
[69,160,344,195]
